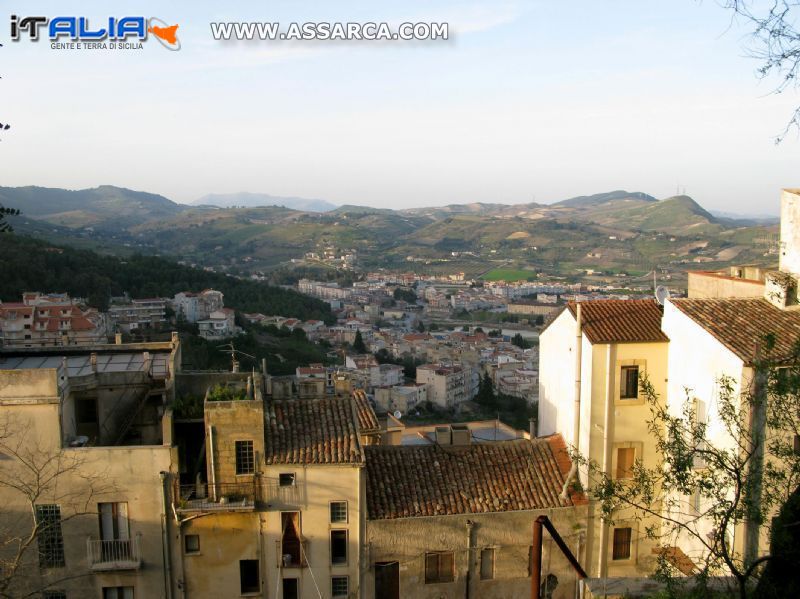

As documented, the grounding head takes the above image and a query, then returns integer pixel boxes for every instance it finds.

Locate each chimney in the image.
[435,426,452,445]
[451,424,471,446]
[529,417,537,439]
[115,333,122,345]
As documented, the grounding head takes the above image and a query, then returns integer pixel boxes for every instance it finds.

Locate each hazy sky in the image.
[2,1,798,214]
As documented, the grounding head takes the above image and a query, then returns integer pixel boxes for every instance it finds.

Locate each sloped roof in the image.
[352,390,380,433]
[264,398,364,465]
[670,297,800,365]
[365,434,585,520]
[550,299,669,344]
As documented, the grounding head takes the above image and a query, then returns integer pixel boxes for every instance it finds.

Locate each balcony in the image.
[175,481,258,513]
[263,478,305,506]
[275,539,309,568]
[87,536,141,571]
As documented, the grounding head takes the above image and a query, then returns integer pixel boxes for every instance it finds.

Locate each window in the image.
[35,505,64,568]
[281,512,302,567]
[330,501,347,523]
[43,592,66,599]
[331,576,349,597]
[424,551,454,583]
[616,447,636,479]
[184,534,200,554]
[612,527,632,560]
[235,440,255,475]
[620,366,639,399]
[98,502,129,542]
[279,472,296,487]
[102,588,133,599]
[330,530,347,565]
[239,559,260,594]
[282,578,299,599]
[480,548,495,580]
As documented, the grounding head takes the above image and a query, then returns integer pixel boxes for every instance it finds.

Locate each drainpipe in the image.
[744,344,767,566]
[597,343,616,578]
[207,425,217,501]
[560,304,582,501]
[465,520,474,599]
[159,471,175,599]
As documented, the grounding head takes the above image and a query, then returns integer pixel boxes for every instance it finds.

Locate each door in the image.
[98,502,130,561]
[374,561,399,599]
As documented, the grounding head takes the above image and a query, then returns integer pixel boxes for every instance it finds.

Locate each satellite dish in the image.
[655,285,671,306]
[393,410,402,419]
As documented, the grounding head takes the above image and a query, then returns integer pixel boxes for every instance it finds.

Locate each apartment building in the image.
[538,299,670,578]
[0,337,180,599]
[363,431,588,599]
[176,393,365,599]
[171,289,224,324]
[0,292,108,348]
[108,297,167,333]
[416,363,471,409]
[197,307,239,340]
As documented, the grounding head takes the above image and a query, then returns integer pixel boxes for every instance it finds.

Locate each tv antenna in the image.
[217,342,255,373]
[393,410,402,420]
[655,285,671,306]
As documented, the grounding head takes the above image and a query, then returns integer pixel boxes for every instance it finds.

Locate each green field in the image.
[481,267,537,282]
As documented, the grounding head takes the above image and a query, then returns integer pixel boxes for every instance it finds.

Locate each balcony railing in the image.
[87,536,141,571]
[175,481,258,513]
[263,479,305,506]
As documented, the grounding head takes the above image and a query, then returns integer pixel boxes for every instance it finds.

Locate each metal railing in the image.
[86,536,141,570]
[175,481,258,512]
[263,479,305,505]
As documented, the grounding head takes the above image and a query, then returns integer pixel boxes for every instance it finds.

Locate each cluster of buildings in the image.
[536,189,800,586]
[0,292,108,348]
[1,189,797,598]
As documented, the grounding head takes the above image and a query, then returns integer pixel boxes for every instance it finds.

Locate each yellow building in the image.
[363,432,588,599]
[175,393,366,599]
[538,299,670,578]
[0,338,181,599]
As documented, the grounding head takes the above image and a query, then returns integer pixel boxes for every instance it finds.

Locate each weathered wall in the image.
[365,506,587,599]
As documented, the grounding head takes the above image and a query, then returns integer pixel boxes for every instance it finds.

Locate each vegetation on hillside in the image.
[0,234,333,323]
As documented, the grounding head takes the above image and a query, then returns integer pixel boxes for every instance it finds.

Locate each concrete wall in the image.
[687,272,765,299]
[364,507,587,599]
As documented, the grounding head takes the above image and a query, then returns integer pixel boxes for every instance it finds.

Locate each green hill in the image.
[0,234,334,323]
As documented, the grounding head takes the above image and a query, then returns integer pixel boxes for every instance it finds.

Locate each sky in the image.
[2,1,799,215]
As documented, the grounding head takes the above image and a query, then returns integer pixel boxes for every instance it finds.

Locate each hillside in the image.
[0,185,183,230]
[193,192,336,212]
[0,234,334,323]
[1,185,778,283]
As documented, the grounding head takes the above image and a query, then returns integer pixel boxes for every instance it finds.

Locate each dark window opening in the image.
[612,527,632,560]
[240,559,260,594]
[184,534,200,554]
[331,530,347,565]
[282,578,298,599]
[35,504,65,568]
[279,472,295,487]
[424,551,454,583]
[620,366,639,399]
[281,512,303,567]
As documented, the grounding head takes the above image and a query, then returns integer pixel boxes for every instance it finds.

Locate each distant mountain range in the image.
[193,192,337,212]
[1,185,779,280]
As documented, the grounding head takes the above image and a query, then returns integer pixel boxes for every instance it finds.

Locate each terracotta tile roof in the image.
[670,297,800,365]
[264,398,364,465]
[365,434,585,520]
[352,390,380,433]
[555,299,669,344]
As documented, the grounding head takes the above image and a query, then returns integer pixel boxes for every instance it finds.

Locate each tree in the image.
[0,414,114,598]
[511,333,530,349]
[476,372,497,409]
[0,205,19,234]
[416,320,426,333]
[352,330,367,353]
[720,1,800,141]
[575,338,800,599]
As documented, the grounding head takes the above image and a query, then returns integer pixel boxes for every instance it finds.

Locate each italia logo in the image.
[10,15,181,50]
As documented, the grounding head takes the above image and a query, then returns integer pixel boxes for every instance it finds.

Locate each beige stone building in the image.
[0,337,180,599]
[539,299,670,578]
[363,433,587,599]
